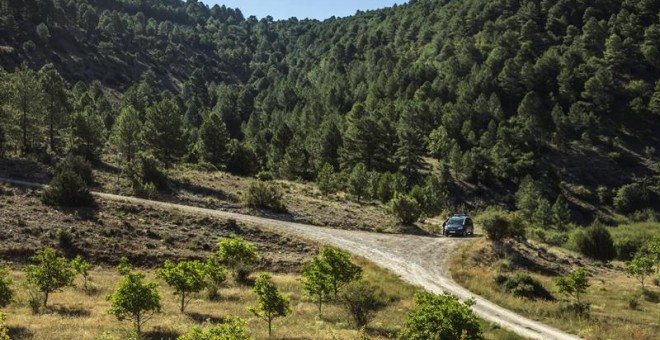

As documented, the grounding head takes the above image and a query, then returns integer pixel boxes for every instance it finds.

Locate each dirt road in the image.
[1,178,580,339]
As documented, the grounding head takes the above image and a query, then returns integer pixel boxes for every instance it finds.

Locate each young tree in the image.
[0,266,13,308]
[156,260,207,312]
[318,246,362,298]
[7,64,43,155]
[340,280,387,328]
[216,236,260,283]
[248,274,290,338]
[71,256,92,290]
[626,255,654,290]
[316,163,335,196]
[551,195,571,230]
[399,292,482,340]
[556,268,589,304]
[178,315,253,340]
[0,312,8,340]
[532,198,552,227]
[204,256,228,301]
[24,248,75,307]
[110,106,143,164]
[348,163,369,203]
[142,98,186,166]
[107,265,161,336]
[197,113,230,168]
[301,257,333,314]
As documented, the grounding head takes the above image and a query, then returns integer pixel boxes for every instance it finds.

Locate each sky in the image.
[204,1,407,21]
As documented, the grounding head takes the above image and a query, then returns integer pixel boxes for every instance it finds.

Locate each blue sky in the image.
[204,1,407,20]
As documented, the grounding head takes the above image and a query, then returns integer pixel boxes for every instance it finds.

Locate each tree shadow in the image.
[186,312,226,324]
[49,305,91,318]
[8,326,34,339]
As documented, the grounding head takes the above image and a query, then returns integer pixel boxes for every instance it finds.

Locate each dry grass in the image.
[450,238,660,340]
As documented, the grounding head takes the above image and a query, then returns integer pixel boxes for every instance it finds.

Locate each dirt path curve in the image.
[1,178,580,340]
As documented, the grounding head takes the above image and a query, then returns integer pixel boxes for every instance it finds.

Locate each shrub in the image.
[388,193,421,225]
[226,140,259,176]
[216,236,260,283]
[42,163,94,207]
[243,180,286,212]
[0,313,8,340]
[478,210,525,242]
[56,155,94,186]
[613,183,653,214]
[615,236,645,261]
[574,224,617,261]
[494,273,554,300]
[399,292,482,340]
[179,316,253,340]
[0,266,13,308]
[628,296,640,310]
[125,152,168,196]
[340,280,387,328]
[255,171,274,181]
[204,257,227,301]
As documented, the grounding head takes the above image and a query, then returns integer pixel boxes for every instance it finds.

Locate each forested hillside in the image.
[0,0,659,222]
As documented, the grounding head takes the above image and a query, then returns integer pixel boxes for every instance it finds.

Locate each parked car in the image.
[442,214,474,237]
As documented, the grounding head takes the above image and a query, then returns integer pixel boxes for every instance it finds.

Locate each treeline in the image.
[1,0,659,215]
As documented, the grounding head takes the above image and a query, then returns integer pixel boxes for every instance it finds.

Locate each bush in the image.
[0,266,13,308]
[340,280,387,328]
[494,273,554,301]
[179,316,253,340]
[613,183,654,214]
[399,292,482,340]
[388,193,421,225]
[226,140,259,176]
[255,171,274,181]
[243,180,286,212]
[56,155,94,186]
[125,152,168,196]
[478,210,525,242]
[615,236,645,261]
[42,162,94,207]
[216,236,260,283]
[574,224,617,261]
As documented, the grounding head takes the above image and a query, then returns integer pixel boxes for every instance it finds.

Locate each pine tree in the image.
[197,113,230,168]
[348,163,369,203]
[143,98,186,166]
[38,64,70,153]
[552,195,571,230]
[110,106,143,163]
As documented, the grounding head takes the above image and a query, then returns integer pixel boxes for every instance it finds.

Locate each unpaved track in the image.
[1,178,580,340]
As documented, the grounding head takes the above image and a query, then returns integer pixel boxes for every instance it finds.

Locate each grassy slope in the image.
[450,237,660,340]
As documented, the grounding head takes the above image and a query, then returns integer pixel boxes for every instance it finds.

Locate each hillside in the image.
[0,0,658,222]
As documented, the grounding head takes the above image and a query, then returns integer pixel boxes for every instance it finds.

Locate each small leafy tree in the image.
[556,268,590,305]
[156,260,207,312]
[204,257,228,301]
[24,248,75,307]
[301,257,333,314]
[626,255,654,289]
[248,274,291,338]
[647,237,660,273]
[319,246,362,298]
[71,256,92,290]
[389,193,421,225]
[178,315,253,340]
[340,280,387,328]
[107,264,161,336]
[0,266,13,308]
[0,313,9,340]
[399,292,482,340]
[217,236,260,283]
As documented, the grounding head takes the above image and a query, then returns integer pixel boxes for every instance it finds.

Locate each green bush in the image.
[388,193,421,225]
[613,183,654,214]
[125,152,168,196]
[340,280,387,328]
[42,162,94,207]
[615,236,645,261]
[478,210,525,242]
[179,316,253,340]
[574,224,617,261]
[399,292,482,340]
[56,155,94,186]
[494,273,554,301]
[243,180,286,212]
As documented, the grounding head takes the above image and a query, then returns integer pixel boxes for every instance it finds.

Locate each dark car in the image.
[442,214,474,237]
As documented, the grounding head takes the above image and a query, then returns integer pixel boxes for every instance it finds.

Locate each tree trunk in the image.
[180,292,186,312]
[43,291,49,308]
[136,313,141,336]
[268,317,272,337]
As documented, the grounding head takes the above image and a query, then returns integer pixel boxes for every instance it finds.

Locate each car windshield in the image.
[448,217,464,224]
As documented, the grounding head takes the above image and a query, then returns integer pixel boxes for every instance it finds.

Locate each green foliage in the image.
[551,195,571,230]
[42,157,95,207]
[248,273,291,338]
[494,273,554,301]
[574,224,617,261]
[301,256,333,314]
[110,106,143,164]
[626,255,654,289]
[316,163,335,196]
[242,180,286,212]
[142,98,187,166]
[0,313,9,340]
[478,210,525,242]
[204,256,228,301]
[71,255,92,290]
[318,246,362,298]
[515,176,542,218]
[56,154,94,186]
[124,152,168,197]
[156,260,207,312]
[226,140,259,176]
[348,163,369,203]
[197,113,230,168]
[0,266,13,308]
[107,268,161,335]
[556,268,590,305]
[389,193,422,225]
[613,183,655,214]
[399,292,482,340]
[24,248,75,307]
[340,280,387,328]
[178,316,253,340]
[216,236,260,283]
